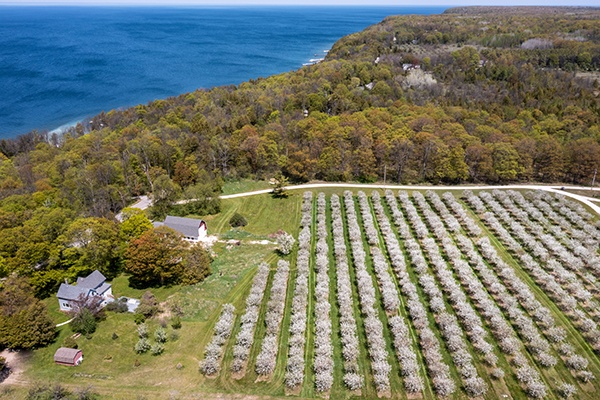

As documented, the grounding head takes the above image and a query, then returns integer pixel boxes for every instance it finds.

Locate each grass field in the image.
[221,179,272,196]
[5,184,600,400]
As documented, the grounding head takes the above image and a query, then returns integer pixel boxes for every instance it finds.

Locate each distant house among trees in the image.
[57,270,113,312]
[154,216,207,242]
[402,63,420,71]
[54,347,83,366]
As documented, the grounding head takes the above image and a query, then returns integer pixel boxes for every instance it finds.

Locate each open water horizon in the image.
[0,5,447,139]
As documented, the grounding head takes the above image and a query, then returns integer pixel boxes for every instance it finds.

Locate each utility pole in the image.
[383,164,387,185]
[592,167,598,192]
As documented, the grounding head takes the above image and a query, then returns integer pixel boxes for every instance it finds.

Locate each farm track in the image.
[218,184,600,217]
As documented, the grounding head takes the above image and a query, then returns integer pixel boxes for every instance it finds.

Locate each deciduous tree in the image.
[125,227,187,287]
[0,275,56,349]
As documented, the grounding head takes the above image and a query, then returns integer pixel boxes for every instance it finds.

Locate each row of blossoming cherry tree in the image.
[200,189,600,399]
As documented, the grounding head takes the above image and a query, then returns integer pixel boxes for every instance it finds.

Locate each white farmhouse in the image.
[57,270,113,312]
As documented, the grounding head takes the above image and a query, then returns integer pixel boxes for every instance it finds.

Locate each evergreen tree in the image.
[0,275,56,349]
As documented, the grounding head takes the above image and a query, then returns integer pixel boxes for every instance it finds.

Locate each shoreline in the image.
[0,6,446,141]
[48,119,83,136]
[29,44,334,140]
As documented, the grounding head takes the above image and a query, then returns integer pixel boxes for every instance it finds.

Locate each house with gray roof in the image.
[154,215,207,242]
[57,270,113,312]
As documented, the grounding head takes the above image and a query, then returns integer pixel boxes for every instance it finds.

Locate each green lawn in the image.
[221,179,272,196]
[198,192,302,237]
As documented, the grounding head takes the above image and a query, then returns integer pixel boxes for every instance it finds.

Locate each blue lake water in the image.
[0,6,446,138]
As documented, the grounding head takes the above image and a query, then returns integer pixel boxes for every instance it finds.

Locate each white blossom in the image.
[285,193,312,388]
[200,304,236,375]
[231,262,270,372]
[330,194,364,389]
[255,260,290,376]
[311,193,334,392]
[344,191,391,393]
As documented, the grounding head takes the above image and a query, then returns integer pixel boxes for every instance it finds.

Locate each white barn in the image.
[154,215,207,242]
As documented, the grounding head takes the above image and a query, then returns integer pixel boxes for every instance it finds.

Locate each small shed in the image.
[54,347,83,366]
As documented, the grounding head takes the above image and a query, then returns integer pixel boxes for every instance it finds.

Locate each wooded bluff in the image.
[0,7,599,298]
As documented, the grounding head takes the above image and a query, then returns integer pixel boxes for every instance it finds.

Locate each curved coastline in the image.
[0,5,446,139]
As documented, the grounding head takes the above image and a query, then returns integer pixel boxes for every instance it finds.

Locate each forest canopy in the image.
[0,6,599,296]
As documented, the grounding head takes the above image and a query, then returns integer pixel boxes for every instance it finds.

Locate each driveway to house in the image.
[128,184,600,216]
[115,195,151,221]
[56,318,73,327]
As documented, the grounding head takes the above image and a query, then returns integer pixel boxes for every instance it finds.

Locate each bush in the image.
[169,301,184,317]
[74,386,100,400]
[105,301,128,313]
[137,323,148,338]
[135,338,150,354]
[154,327,167,343]
[151,343,164,356]
[229,213,248,227]
[25,383,98,400]
[134,314,146,324]
[112,332,119,340]
[171,315,181,330]
[26,383,70,400]
[63,337,78,349]
[70,308,97,335]
[136,291,160,318]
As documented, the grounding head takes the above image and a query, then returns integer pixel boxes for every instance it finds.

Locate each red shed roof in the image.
[54,347,82,364]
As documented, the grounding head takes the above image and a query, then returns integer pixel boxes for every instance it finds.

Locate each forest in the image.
[0,7,599,311]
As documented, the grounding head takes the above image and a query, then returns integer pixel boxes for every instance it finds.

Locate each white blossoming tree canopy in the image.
[200,189,600,399]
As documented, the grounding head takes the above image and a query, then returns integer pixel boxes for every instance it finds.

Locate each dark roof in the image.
[57,270,109,301]
[57,283,88,301]
[96,282,111,295]
[163,216,205,239]
[54,347,82,364]
[78,270,106,289]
